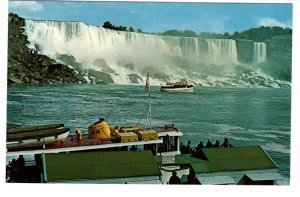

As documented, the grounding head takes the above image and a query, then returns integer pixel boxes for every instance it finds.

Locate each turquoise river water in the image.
[7,84,291,178]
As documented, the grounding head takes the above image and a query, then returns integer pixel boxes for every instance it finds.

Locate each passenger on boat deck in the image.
[10,159,17,182]
[221,138,233,148]
[205,139,214,148]
[130,145,137,151]
[14,155,25,182]
[168,171,181,184]
[186,140,193,153]
[17,155,25,169]
[180,142,183,147]
[180,142,185,152]
[34,154,43,172]
[213,140,220,148]
[75,128,82,140]
[187,171,198,184]
[196,141,204,152]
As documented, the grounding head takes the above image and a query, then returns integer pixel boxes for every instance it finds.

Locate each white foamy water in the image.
[262,143,290,154]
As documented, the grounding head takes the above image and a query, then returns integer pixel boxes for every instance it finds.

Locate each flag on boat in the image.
[145,72,150,92]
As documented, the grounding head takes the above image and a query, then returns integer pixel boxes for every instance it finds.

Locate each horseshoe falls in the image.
[24,19,290,87]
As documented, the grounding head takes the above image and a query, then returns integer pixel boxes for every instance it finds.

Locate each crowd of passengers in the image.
[168,170,199,185]
[6,154,42,183]
[180,137,233,154]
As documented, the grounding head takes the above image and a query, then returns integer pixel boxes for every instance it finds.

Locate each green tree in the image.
[163,30,184,37]
[183,30,197,37]
[129,27,135,32]
[223,32,230,39]
[231,31,239,39]
[102,21,112,29]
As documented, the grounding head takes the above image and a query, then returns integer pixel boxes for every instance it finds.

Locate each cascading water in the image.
[25,20,238,63]
[24,20,237,79]
[253,42,267,64]
[24,19,290,87]
[206,39,238,65]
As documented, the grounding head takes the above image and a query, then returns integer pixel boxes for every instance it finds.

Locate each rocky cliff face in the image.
[7,13,84,84]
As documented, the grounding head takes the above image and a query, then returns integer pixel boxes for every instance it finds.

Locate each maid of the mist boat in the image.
[161,82,194,92]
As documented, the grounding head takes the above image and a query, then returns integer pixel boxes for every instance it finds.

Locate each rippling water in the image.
[7,84,291,177]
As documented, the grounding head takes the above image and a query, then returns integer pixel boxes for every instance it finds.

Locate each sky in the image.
[8,0,293,33]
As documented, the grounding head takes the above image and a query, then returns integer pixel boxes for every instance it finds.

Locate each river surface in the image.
[7,84,291,178]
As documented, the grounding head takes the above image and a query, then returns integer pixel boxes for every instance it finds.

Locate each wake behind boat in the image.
[161,82,194,92]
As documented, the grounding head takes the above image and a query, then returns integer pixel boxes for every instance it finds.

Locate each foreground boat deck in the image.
[7,125,181,156]
[7,135,163,156]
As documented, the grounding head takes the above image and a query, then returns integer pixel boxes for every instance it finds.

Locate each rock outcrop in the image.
[8,13,83,84]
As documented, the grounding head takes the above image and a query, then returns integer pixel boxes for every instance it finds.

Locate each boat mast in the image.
[146,72,151,129]
[136,72,152,130]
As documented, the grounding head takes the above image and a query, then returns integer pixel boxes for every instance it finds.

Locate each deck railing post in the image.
[42,144,48,183]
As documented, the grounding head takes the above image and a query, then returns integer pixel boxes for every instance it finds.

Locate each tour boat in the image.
[161,82,194,92]
[5,121,288,185]
[6,122,182,156]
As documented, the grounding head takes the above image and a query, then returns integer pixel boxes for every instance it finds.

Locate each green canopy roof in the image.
[190,146,277,173]
[45,150,160,182]
[157,146,277,174]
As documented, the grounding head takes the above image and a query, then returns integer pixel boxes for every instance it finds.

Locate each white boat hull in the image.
[7,131,70,150]
[161,87,193,92]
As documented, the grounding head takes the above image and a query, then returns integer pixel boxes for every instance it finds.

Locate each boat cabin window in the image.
[158,136,179,153]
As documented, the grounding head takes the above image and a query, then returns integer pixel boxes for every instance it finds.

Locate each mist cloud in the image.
[9,1,43,12]
[258,17,291,28]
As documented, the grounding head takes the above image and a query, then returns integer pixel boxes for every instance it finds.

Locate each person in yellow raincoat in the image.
[88,118,111,140]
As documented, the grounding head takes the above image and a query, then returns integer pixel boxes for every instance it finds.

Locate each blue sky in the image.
[8,1,293,33]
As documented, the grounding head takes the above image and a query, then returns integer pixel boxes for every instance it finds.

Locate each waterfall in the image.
[253,42,267,64]
[24,19,241,84]
[22,19,291,88]
[206,39,238,64]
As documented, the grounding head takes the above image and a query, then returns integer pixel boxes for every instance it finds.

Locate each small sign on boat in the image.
[162,155,175,164]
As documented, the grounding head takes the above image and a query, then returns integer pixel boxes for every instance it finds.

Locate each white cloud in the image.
[258,17,291,28]
[9,1,43,12]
